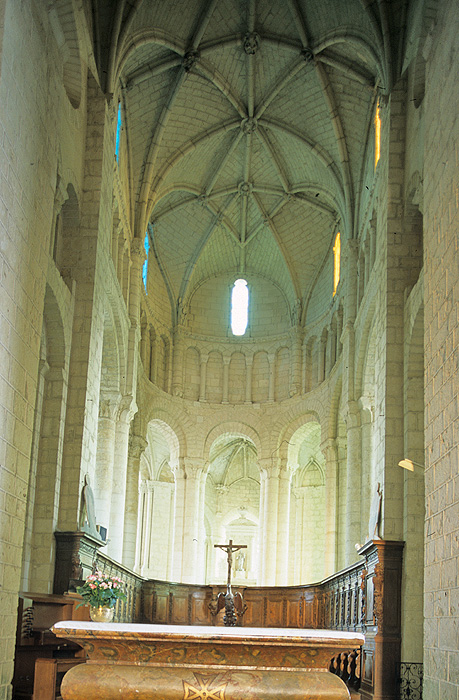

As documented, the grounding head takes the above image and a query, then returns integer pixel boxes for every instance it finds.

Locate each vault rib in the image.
[205,130,244,196]
[137,68,188,235]
[256,127,290,194]
[252,192,301,301]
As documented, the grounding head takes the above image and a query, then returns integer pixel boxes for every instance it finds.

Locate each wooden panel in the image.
[190,593,212,626]
[242,595,264,627]
[285,599,301,628]
[265,599,283,627]
[155,595,169,624]
[170,595,189,624]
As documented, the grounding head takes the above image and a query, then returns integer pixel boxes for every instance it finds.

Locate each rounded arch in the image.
[203,421,261,465]
[275,410,323,463]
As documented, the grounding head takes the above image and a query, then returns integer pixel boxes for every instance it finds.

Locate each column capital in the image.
[129,434,148,459]
[99,392,121,419]
[130,236,146,263]
[182,457,203,479]
[320,437,338,461]
[117,394,138,423]
[344,400,361,428]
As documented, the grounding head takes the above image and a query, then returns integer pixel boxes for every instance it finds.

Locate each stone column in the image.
[276,462,291,585]
[170,462,186,581]
[359,398,375,543]
[182,458,203,583]
[292,487,303,584]
[94,393,120,532]
[245,355,253,403]
[123,434,147,570]
[344,402,362,565]
[197,469,208,581]
[290,328,303,396]
[199,354,208,402]
[321,438,339,577]
[139,480,154,576]
[171,327,185,397]
[318,334,327,383]
[261,462,279,585]
[257,469,267,584]
[267,354,275,402]
[108,397,136,562]
[222,357,230,403]
[127,238,145,393]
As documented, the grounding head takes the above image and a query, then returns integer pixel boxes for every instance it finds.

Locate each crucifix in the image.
[214,539,247,588]
[211,540,247,626]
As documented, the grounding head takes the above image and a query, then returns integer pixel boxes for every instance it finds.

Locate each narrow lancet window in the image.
[142,232,150,291]
[115,102,122,162]
[333,232,341,296]
[374,100,381,168]
[231,279,249,335]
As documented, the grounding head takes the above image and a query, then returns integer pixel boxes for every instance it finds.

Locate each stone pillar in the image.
[257,470,267,583]
[261,463,279,585]
[318,334,327,383]
[127,238,145,392]
[108,397,136,562]
[289,328,303,396]
[245,355,253,403]
[197,470,208,581]
[182,458,203,583]
[222,357,230,403]
[321,438,339,577]
[199,354,208,402]
[94,393,120,532]
[276,462,291,585]
[171,327,185,397]
[267,354,275,402]
[139,480,154,576]
[170,462,186,581]
[123,434,148,570]
[359,398,375,544]
[344,402,362,565]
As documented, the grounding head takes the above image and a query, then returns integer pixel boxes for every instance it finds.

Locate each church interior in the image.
[0,0,457,698]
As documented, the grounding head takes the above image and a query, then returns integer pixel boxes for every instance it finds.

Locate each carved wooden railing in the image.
[52,536,403,699]
[54,531,144,623]
[141,540,404,700]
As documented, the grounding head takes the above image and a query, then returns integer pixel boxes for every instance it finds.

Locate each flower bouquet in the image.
[76,571,127,621]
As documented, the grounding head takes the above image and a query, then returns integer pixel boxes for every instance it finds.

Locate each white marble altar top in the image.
[53,621,364,645]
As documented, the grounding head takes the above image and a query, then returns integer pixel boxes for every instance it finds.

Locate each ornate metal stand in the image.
[209,540,247,626]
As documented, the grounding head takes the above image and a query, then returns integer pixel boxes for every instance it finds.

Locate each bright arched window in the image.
[231,279,249,335]
[333,232,341,296]
[115,102,122,162]
[142,232,150,291]
[374,100,381,168]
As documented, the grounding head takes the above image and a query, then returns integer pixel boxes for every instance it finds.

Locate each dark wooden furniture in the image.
[12,593,87,700]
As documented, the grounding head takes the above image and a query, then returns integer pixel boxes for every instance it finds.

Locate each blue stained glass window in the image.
[142,232,150,291]
[231,279,249,335]
[115,102,122,162]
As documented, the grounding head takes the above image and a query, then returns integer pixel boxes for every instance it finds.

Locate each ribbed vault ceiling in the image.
[108,0,388,323]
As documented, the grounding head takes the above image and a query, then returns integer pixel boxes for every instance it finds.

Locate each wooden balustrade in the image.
[38,536,402,700]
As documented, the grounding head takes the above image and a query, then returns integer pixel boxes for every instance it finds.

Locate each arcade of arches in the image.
[0,1,457,699]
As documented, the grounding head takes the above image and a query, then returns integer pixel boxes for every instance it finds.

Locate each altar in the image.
[52,621,364,700]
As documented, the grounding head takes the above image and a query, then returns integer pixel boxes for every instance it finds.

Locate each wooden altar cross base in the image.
[53,622,364,700]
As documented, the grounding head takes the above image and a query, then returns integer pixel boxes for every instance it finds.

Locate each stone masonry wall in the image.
[423,1,459,697]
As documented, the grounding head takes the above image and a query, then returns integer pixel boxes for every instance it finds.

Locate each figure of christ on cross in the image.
[214,539,247,587]
[213,540,248,626]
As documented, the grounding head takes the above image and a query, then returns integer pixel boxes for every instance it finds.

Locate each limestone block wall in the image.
[0,2,89,695]
[423,2,459,697]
